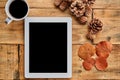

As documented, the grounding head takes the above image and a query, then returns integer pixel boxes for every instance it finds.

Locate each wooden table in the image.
[0,0,120,80]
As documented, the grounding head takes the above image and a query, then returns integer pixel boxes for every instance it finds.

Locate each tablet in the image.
[24,17,72,78]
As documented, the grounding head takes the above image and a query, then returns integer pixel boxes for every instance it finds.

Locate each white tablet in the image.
[25,17,72,78]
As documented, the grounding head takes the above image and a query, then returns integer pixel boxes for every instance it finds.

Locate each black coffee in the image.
[9,0,28,19]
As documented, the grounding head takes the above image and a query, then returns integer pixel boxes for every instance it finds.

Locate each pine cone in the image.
[65,0,75,3]
[86,32,94,41]
[84,4,92,17]
[87,18,103,41]
[82,0,88,3]
[69,0,85,18]
[82,0,95,5]
[54,0,70,11]
[88,18,103,34]
[78,16,88,24]
[59,1,69,10]
[87,0,95,5]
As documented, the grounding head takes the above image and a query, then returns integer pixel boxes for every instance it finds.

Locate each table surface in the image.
[0,0,120,80]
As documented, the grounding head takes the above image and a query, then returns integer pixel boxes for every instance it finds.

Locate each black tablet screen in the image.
[29,23,67,73]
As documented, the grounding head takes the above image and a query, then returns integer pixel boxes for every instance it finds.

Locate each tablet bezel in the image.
[25,17,72,78]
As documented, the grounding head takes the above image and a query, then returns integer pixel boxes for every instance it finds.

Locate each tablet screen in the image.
[29,23,67,73]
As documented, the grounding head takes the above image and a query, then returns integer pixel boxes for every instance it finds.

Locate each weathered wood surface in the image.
[0,8,120,44]
[0,0,120,9]
[18,45,120,80]
[93,9,120,44]
[0,0,120,44]
[0,45,19,80]
[0,0,120,79]
[0,8,91,44]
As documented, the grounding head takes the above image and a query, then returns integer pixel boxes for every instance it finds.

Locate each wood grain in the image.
[0,8,87,24]
[0,8,91,44]
[0,0,120,9]
[94,0,120,9]
[0,21,24,44]
[0,45,19,80]
[18,44,120,80]
[19,45,24,80]
[1,9,120,44]
[93,9,120,44]
[0,0,120,79]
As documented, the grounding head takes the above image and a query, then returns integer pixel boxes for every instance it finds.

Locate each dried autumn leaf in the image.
[96,41,112,58]
[95,57,108,71]
[82,57,95,71]
[83,60,93,71]
[78,43,96,60]
[85,57,95,65]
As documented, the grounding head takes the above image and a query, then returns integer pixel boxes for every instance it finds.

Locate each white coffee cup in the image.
[5,0,29,24]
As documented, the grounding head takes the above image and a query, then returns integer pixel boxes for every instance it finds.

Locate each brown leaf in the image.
[78,43,95,60]
[95,57,108,71]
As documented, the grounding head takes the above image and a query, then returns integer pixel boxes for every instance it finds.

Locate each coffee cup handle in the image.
[5,17,12,24]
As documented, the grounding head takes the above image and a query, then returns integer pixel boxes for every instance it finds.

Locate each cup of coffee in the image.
[5,0,29,24]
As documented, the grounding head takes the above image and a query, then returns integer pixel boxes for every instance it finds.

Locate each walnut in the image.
[69,0,86,17]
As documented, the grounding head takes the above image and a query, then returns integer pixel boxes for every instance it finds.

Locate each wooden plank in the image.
[0,45,119,80]
[0,0,54,8]
[1,44,119,80]
[19,45,24,80]
[1,9,120,45]
[72,44,120,79]
[0,8,92,44]
[0,8,85,25]
[27,0,54,8]
[0,21,24,44]
[94,0,120,9]
[0,2,5,8]
[0,45,19,80]
[19,44,120,80]
[29,9,79,25]
[28,0,120,9]
[93,9,120,44]
[0,8,6,23]
[0,0,120,9]
[0,24,90,44]
[72,25,91,44]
